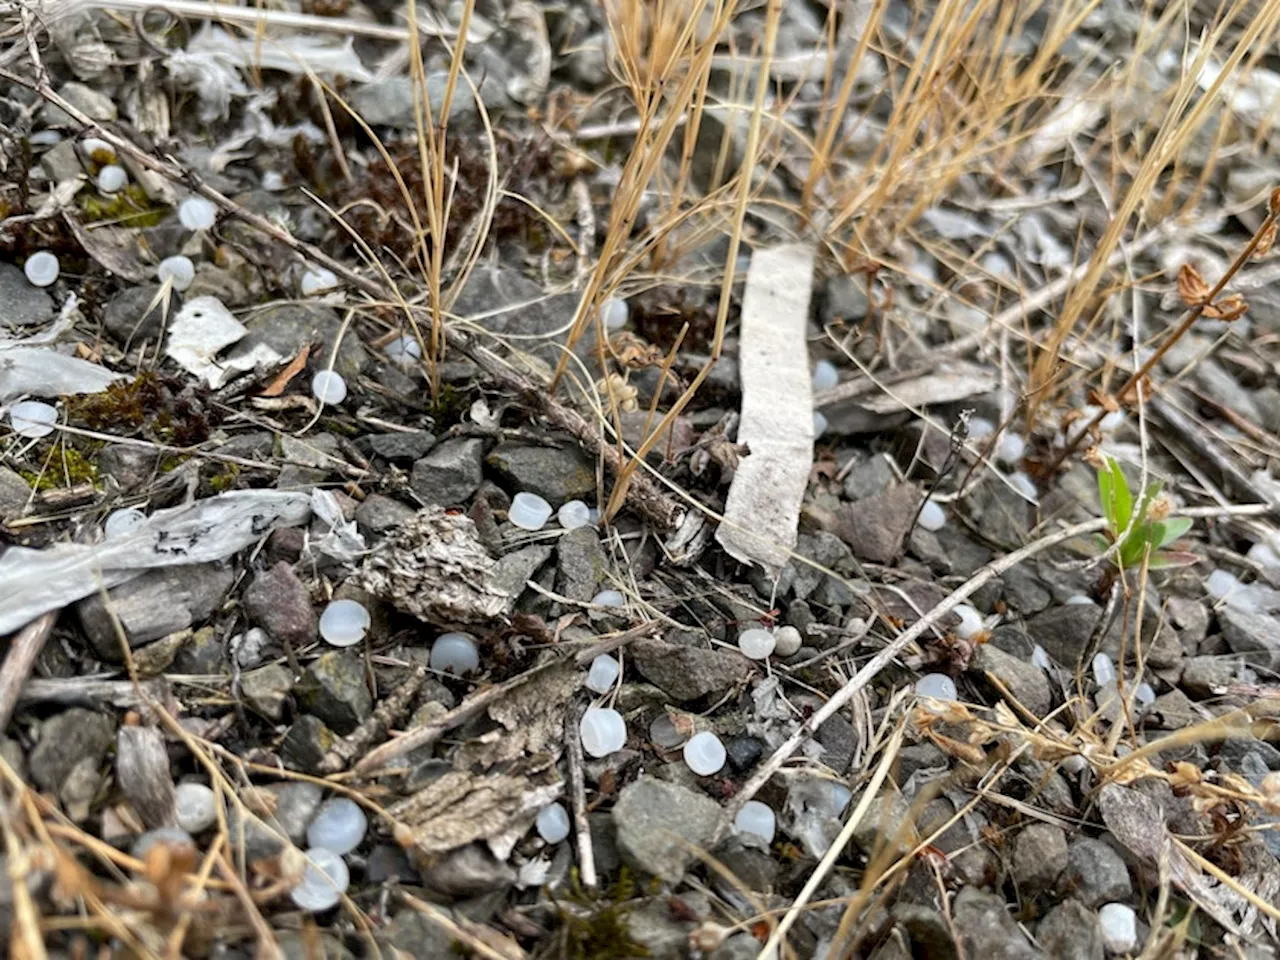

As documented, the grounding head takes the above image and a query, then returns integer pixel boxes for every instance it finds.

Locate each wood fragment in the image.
[115,724,177,829]
[0,612,56,729]
[317,665,428,774]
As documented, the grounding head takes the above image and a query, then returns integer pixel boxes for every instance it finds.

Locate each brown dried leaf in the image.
[259,343,311,398]
[1254,221,1277,259]
[1177,262,1211,308]
[1204,293,1248,321]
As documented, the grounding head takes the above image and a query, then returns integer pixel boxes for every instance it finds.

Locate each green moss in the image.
[20,445,100,490]
[208,463,240,493]
[67,373,160,431]
[546,869,651,960]
[79,183,169,228]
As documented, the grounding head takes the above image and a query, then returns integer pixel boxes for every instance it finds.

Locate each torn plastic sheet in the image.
[0,294,125,401]
[0,491,311,637]
[186,24,373,82]
[307,488,365,563]
[165,296,282,388]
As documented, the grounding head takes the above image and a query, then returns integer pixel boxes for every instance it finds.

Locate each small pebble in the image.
[300,267,339,296]
[558,499,591,530]
[601,297,628,331]
[917,499,946,531]
[580,707,627,758]
[9,400,58,438]
[996,432,1026,464]
[683,730,726,776]
[812,359,839,393]
[535,803,571,844]
[318,599,370,647]
[585,654,620,693]
[430,632,479,675]
[738,627,776,660]
[1031,645,1052,671]
[131,827,195,861]
[591,589,625,608]
[734,800,776,844]
[311,370,347,405]
[158,255,195,292]
[812,411,829,438]
[773,625,803,658]
[1092,653,1116,687]
[952,604,983,640]
[291,848,349,912]
[384,335,422,364]
[97,163,127,193]
[509,491,553,531]
[1009,471,1038,502]
[649,713,686,748]
[174,783,218,833]
[104,508,146,539]
[178,196,218,231]
[1097,902,1137,954]
[915,673,957,703]
[23,251,59,287]
[307,797,367,855]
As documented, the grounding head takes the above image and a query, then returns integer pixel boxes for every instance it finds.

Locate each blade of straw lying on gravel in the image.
[715,243,816,575]
[854,363,998,414]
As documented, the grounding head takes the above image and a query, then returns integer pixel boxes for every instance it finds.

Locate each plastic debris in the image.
[319,600,370,647]
[772,624,802,657]
[308,488,365,563]
[812,411,829,438]
[79,137,114,161]
[649,713,686,748]
[557,500,591,530]
[952,604,983,640]
[967,416,995,439]
[683,731,726,775]
[579,707,627,758]
[1092,652,1116,687]
[131,827,195,861]
[996,432,1026,464]
[174,783,218,833]
[1098,903,1137,954]
[734,800,776,843]
[509,491,553,531]
[187,24,374,82]
[97,164,127,193]
[158,255,195,292]
[307,798,367,855]
[178,196,218,231]
[430,632,479,674]
[1135,682,1156,707]
[585,654,620,693]
[602,297,628,331]
[166,296,282,389]
[738,627,776,660]
[915,673,957,703]
[311,370,347,405]
[23,251,59,287]
[1009,472,1039,501]
[104,508,147,539]
[812,359,838,392]
[535,803,571,844]
[0,296,125,401]
[291,848,349,912]
[1065,594,1096,606]
[8,400,58,438]
[300,266,339,296]
[591,589,625,608]
[918,499,947,531]
[1031,645,1052,671]
[384,335,421,365]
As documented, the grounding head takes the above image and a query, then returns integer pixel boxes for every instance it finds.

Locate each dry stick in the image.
[0,612,56,730]
[722,502,1275,831]
[565,701,597,889]
[317,664,428,774]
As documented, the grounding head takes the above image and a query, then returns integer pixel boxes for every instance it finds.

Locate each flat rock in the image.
[486,441,597,506]
[1059,837,1131,907]
[490,544,554,599]
[630,637,753,702]
[366,431,436,463]
[296,651,372,734]
[0,262,55,328]
[28,708,114,793]
[419,842,515,897]
[972,643,1051,718]
[240,664,294,720]
[281,714,336,772]
[612,776,722,883]
[243,562,316,647]
[0,466,32,517]
[835,482,920,565]
[555,526,607,602]
[355,493,416,534]
[1025,605,1096,665]
[77,563,234,661]
[1011,823,1067,893]
[97,444,159,493]
[410,438,487,506]
[951,886,1047,960]
[1179,656,1236,699]
[1036,899,1104,960]
[102,283,172,345]
[1220,606,1280,668]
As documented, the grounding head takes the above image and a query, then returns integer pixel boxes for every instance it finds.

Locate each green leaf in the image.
[1109,459,1133,532]
[1149,549,1199,569]
[1156,517,1193,548]
[1098,463,1115,530]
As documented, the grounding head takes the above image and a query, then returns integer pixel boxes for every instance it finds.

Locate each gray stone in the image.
[822,273,870,324]
[102,283,171,345]
[556,526,607,602]
[893,903,956,960]
[419,843,515,897]
[97,445,158,493]
[240,303,369,381]
[791,532,856,601]
[952,886,1047,960]
[115,725,176,828]
[816,713,856,774]
[1166,595,1209,648]
[277,931,353,960]
[625,898,695,958]
[264,781,323,844]
[367,431,436,463]
[376,907,457,959]
[1002,566,1053,615]
[836,483,920,565]
[240,664,293,720]
[1036,899,1104,960]
[972,644,1052,717]
[0,467,32,517]
[243,562,316,648]
[171,626,225,675]
[1011,823,1068,893]
[613,776,722,882]
[348,73,477,128]
[1060,838,1131,907]
[842,454,896,501]
[353,493,415,535]
[1179,656,1236,698]
[1026,605,1097,665]
[631,637,753,702]
[280,433,343,471]
[712,840,777,892]
[490,544,554,598]
[77,563,234,661]
[895,742,948,787]
[850,790,917,854]
[1218,736,1280,772]
[486,441,597,507]
[710,934,765,960]
[0,262,55,328]
[1220,606,1280,668]
[46,81,118,123]
[28,709,114,793]
[280,714,336,772]
[296,651,372,734]
[725,734,765,772]
[410,437,487,506]
[1148,688,1199,729]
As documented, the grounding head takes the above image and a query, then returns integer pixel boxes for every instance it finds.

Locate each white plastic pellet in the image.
[29,130,62,147]
[23,251,59,287]
[1098,903,1137,954]
[649,714,686,748]
[592,589,625,608]
[307,797,367,855]
[601,297,628,331]
[585,654,620,693]
[734,800,776,844]
[383,335,422,365]
[773,625,803,657]
[1031,645,1052,671]
[683,730,726,776]
[1092,652,1116,687]
[104,508,146,539]
[174,782,218,833]
[738,627,776,660]
[996,432,1026,465]
[812,411,829,438]
[80,136,115,161]
[1135,682,1156,707]
[9,400,58,438]
[1248,541,1280,568]
[535,802,571,844]
[157,255,195,292]
[1009,472,1038,502]
[812,359,839,393]
[96,164,127,193]
[431,632,480,675]
[178,196,217,231]
[558,500,591,530]
[1065,594,1096,606]
[318,599,370,647]
[915,673,957,703]
[262,170,286,191]
[579,707,627,758]
[300,267,339,296]
[311,370,347,405]
[1206,568,1241,602]
[917,499,947,532]
[509,491,553,531]
[952,604,983,640]
[291,847,349,912]
[1099,409,1126,433]
[967,416,995,440]
[830,783,852,813]
[131,827,195,861]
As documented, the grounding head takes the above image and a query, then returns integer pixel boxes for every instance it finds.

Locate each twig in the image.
[15,675,174,710]
[565,701,597,889]
[317,665,428,774]
[399,892,527,960]
[0,612,56,729]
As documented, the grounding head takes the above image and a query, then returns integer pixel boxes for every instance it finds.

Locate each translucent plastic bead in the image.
[131,827,195,861]
[915,673,956,703]
[261,170,285,191]
[23,251,59,287]
[592,589,625,608]
[300,267,339,296]
[384,335,422,365]
[1248,541,1280,568]
[1135,682,1156,707]
[1031,645,1051,671]
[917,499,946,531]
[734,800,776,844]
[9,400,57,438]
[812,359,839,393]
[1092,653,1116,686]
[996,432,1026,464]
[772,625,802,657]
[179,196,217,231]
[1065,594,1096,606]
[812,411,829,438]
[952,604,983,640]
[1098,903,1137,954]
[509,491,553,531]
[174,782,217,833]
[1099,409,1126,432]
[319,599,370,647]
[104,508,146,538]
[682,731,726,776]
[649,713,686,748]
[431,632,479,675]
[97,164,127,193]
[291,847,349,912]
[80,136,115,161]
[1009,472,1038,501]
[585,654,620,693]
[1207,568,1241,601]
[829,783,852,813]
[967,416,995,440]
[738,627,776,660]
[307,797,367,855]
[536,802,571,844]
[558,500,591,530]
[157,255,195,292]
[311,370,347,405]
[579,707,627,758]
[601,297,628,331]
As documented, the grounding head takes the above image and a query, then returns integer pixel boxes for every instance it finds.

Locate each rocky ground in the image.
[3,0,1280,958]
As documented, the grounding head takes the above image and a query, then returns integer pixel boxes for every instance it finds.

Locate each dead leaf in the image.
[259,343,311,397]
[1254,221,1277,258]
[1177,262,1211,308]
[64,214,153,282]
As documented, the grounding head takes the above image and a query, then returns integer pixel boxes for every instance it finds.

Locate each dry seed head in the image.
[1255,221,1277,258]
[1176,263,1210,307]
[1147,494,1172,522]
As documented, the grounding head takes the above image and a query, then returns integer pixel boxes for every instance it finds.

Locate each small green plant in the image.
[1095,454,1195,570]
